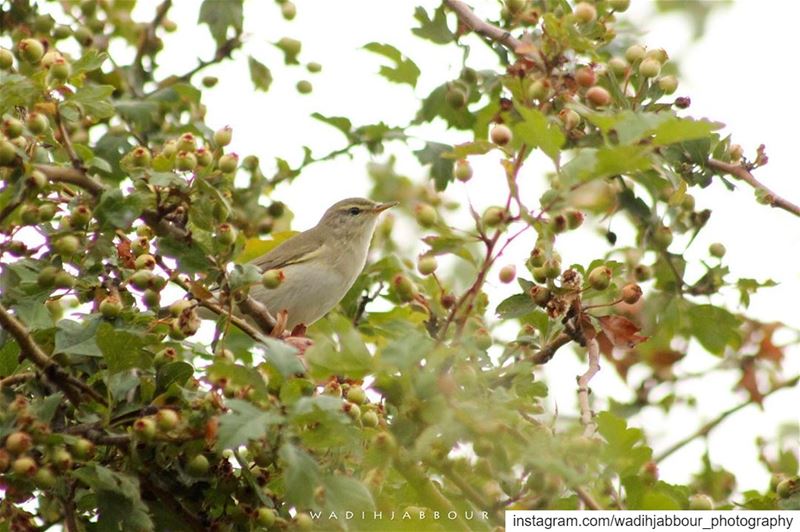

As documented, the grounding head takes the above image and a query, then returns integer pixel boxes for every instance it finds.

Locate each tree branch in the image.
[707,158,800,218]
[654,374,800,463]
[574,485,603,510]
[0,303,106,406]
[577,338,600,437]
[0,371,36,389]
[35,164,105,196]
[531,332,572,364]
[443,0,545,69]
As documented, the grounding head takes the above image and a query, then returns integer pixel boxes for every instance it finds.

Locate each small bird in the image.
[210,197,397,332]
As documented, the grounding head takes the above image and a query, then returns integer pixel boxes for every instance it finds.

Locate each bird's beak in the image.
[373,201,399,213]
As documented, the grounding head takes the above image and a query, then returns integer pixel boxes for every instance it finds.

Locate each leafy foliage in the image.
[0,0,797,530]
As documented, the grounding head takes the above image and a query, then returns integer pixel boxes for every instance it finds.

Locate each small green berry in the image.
[261,269,285,289]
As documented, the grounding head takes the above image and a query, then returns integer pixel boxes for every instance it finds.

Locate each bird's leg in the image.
[270,309,288,337]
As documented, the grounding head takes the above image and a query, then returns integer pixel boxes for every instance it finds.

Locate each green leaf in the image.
[198,0,243,45]
[55,318,103,358]
[248,56,272,92]
[651,117,723,145]
[70,49,108,77]
[736,278,777,307]
[31,393,63,423]
[323,475,376,513]
[0,74,39,114]
[412,5,453,44]
[306,315,373,379]
[260,336,304,378]
[115,100,160,132]
[597,412,653,477]
[72,465,153,531]
[311,113,353,139]
[65,84,115,119]
[687,304,741,356]
[441,140,495,159]
[496,294,538,320]
[157,235,211,275]
[95,189,144,229]
[279,444,321,508]
[216,399,283,451]
[514,106,565,163]
[156,361,194,392]
[416,83,476,130]
[363,42,420,87]
[414,142,454,191]
[0,340,21,377]
[561,145,652,185]
[96,322,152,374]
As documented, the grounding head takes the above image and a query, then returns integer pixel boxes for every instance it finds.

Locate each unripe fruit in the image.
[530,285,551,307]
[201,76,218,88]
[441,293,456,308]
[12,456,37,476]
[559,109,581,130]
[51,448,73,471]
[296,79,313,94]
[475,328,492,350]
[133,417,157,440]
[588,265,612,290]
[0,140,17,165]
[392,274,417,302]
[490,124,512,146]
[187,454,210,476]
[455,159,473,182]
[154,347,178,367]
[255,507,277,527]
[585,86,611,107]
[54,270,75,289]
[195,147,213,166]
[609,0,630,11]
[177,133,196,153]
[482,206,506,227]
[417,255,438,276]
[361,410,379,428]
[217,223,237,246]
[156,409,179,431]
[634,264,652,281]
[566,210,584,229]
[529,247,545,268]
[544,258,561,279]
[528,79,547,101]
[608,57,628,76]
[142,289,160,309]
[575,67,596,87]
[343,402,361,420]
[18,38,45,63]
[652,225,673,249]
[99,295,123,318]
[262,269,285,289]
[645,48,669,64]
[346,386,367,405]
[34,467,57,489]
[5,432,33,455]
[639,58,661,78]
[776,477,799,499]
[499,264,516,284]
[681,194,695,211]
[506,0,526,13]
[135,254,156,270]
[657,75,678,94]
[70,205,92,226]
[218,153,238,173]
[0,48,13,69]
[3,118,24,138]
[295,512,313,531]
[71,438,94,459]
[214,126,232,147]
[175,151,197,171]
[161,140,177,157]
[709,243,726,258]
[129,269,154,291]
[306,61,322,73]
[688,494,714,510]
[128,147,151,168]
[625,44,647,63]
[446,86,467,108]
[552,214,568,233]
[37,266,59,288]
[574,2,597,23]
[620,283,642,304]
[21,205,40,225]
[415,204,437,228]
[27,112,49,135]
[281,1,297,20]
[74,26,93,46]
[49,58,71,81]
[53,25,72,40]
[53,235,80,257]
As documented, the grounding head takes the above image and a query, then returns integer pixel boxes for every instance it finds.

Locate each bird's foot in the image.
[270,310,289,337]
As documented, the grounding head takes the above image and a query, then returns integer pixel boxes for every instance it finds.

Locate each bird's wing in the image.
[248,228,325,272]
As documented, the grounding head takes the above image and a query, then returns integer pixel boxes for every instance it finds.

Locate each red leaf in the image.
[736,357,763,405]
[597,315,648,349]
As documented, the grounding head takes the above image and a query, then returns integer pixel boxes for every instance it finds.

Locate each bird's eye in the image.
[348,207,361,216]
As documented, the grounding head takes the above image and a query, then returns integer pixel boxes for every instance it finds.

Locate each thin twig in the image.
[55,111,83,169]
[577,338,600,437]
[443,0,546,70]
[574,485,603,510]
[131,0,172,94]
[531,332,572,364]
[0,371,36,389]
[707,158,800,218]
[654,374,800,463]
[35,164,104,196]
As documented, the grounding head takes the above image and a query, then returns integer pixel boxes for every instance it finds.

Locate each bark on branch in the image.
[577,338,600,437]
[706,158,800,218]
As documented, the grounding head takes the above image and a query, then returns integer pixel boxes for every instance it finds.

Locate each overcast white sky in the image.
[106,0,800,495]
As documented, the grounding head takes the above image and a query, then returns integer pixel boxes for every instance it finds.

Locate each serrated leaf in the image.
[260,336,304,378]
[363,42,420,87]
[414,142,454,191]
[70,49,107,77]
[198,0,243,45]
[0,74,39,114]
[248,56,272,92]
[311,113,353,139]
[55,318,103,358]
[72,465,153,531]
[65,84,115,119]
[412,5,453,44]
[323,475,376,513]
[651,117,723,145]
[306,315,372,379]
[95,189,144,229]
[280,444,321,507]
[157,234,211,274]
[156,361,194,392]
[561,145,652,185]
[441,140,495,159]
[96,322,152,373]
[496,294,537,320]
[216,399,283,451]
[687,304,741,356]
[514,106,565,163]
